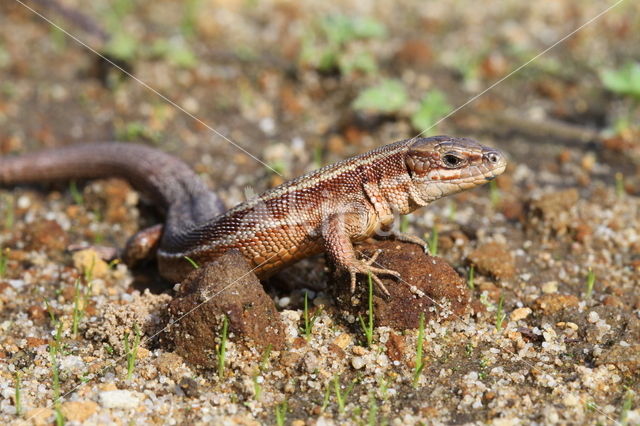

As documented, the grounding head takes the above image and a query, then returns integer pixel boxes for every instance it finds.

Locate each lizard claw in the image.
[391,232,430,254]
[349,262,401,297]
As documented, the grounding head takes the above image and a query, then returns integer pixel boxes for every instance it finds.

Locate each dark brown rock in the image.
[27,305,46,322]
[167,250,285,368]
[385,332,406,363]
[178,376,200,398]
[331,240,470,329]
[467,242,516,280]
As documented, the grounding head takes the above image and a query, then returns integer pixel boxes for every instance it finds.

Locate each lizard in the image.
[0,135,507,295]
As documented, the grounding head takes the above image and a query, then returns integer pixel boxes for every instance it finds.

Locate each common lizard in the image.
[0,136,506,294]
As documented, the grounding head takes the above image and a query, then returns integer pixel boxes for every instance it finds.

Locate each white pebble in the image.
[99,390,140,409]
[351,356,366,370]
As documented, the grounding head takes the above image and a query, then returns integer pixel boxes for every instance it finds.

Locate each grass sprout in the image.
[358,273,374,347]
[615,172,625,198]
[427,226,438,255]
[3,195,15,228]
[124,324,141,380]
[253,344,272,400]
[0,247,8,279]
[49,341,64,426]
[274,399,288,426]
[333,375,355,413]
[367,392,378,426]
[184,256,199,269]
[489,179,500,208]
[399,216,409,233]
[620,389,635,426]
[301,292,322,342]
[14,371,22,417]
[585,268,596,300]
[467,265,475,290]
[217,315,229,379]
[69,180,84,205]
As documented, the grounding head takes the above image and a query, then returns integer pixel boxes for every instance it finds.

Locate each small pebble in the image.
[99,390,140,409]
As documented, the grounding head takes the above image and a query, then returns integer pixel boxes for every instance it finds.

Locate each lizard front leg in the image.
[322,213,400,296]
[363,181,430,254]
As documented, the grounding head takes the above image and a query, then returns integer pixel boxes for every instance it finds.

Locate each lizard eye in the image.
[442,154,463,168]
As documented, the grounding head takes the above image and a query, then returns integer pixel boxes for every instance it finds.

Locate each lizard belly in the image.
[158,224,324,281]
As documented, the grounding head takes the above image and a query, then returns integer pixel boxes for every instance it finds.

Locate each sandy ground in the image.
[0,0,639,424]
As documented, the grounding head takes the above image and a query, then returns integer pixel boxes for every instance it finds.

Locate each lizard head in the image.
[405,135,507,204]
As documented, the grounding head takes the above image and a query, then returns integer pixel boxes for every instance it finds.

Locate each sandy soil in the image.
[0,0,639,424]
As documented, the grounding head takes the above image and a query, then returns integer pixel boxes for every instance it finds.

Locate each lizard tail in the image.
[0,142,226,231]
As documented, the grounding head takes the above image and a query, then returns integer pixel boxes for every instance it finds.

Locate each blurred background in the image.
[0,1,639,424]
[1,0,639,197]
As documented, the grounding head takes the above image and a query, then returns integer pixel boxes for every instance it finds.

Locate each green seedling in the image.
[410,90,452,133]
[217,315,229,379]
[427,226,438,256]
[377,376,389,401]
[620,389,635,426]
[332,375,356,414]
[274,399,288,426]
[123,324,141,380]
[585,268,596,300]
[69,180,84,205]
[253,344,272,400]
[14,371,22,417]
[367,392,378,426]
[399,216,409,233]
[600,62,640,101]
[352,79,408,114]
[615,172,625,198]
[300,292,322,342]
[3,195,14,228]
[413,313,426,387]
[181,0,200,38]
[495,295,506,333]
[0,247,8,279]
[313,145,324,168]
[339,51,377,75]
[300,15,385,75]
[49,342,64,426]
[358,273,374,347]
[184,256,199,269]
[322,382,331,411]
[72,279,83,337]
[447,201,457,221]
[467,265,475,290]
[489,179,500,208]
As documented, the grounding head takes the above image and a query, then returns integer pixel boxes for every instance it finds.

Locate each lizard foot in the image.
[349,261,401,297]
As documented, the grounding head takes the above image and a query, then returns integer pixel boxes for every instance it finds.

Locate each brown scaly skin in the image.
[0,136,507,294]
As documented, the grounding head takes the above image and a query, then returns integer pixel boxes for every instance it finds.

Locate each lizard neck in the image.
[373,149,422,216]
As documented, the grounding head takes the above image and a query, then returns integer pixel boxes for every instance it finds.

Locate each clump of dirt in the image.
[331,239,470,329]
[467,241,516,280]
[166,251,286,368]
